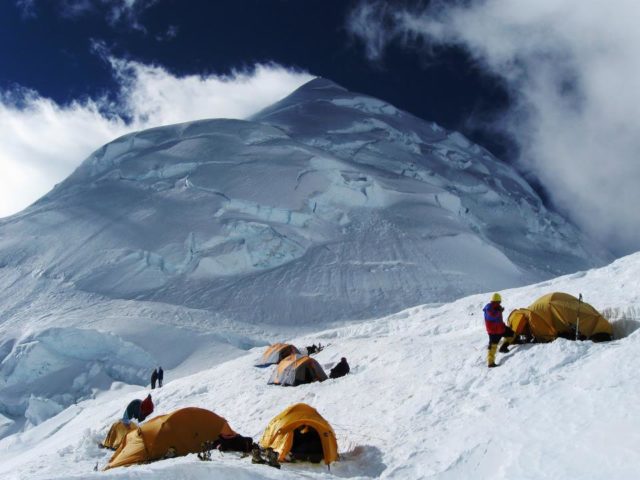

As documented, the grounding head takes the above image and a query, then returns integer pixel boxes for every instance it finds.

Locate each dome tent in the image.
[508,292,612,342]
[105,407,236,469]
[260,403,338,465]
[268,354,327,386]
[101,421,136,450]
[256,343,300,367]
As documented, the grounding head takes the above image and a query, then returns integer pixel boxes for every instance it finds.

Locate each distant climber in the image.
[150,368,158,389]
[483,293,514,368]
[329,357,350,379]
[157,367,164,388]
[122,394,154,425]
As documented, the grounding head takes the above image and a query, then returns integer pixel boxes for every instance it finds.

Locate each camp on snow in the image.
[260,403,338,465]
[508,292,612,343]
[256,343,300,367]
[268,354,328,386]
[105,407,237,469]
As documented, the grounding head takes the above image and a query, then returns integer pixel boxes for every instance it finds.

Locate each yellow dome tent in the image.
[105,407,236,469]
[256,343,300,367]
[268,354,328,386]
[260,403,338,465]
[508,292,612,342]
[101,420,136,450]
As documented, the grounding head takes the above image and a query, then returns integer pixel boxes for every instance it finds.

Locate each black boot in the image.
[265,448,281,469]
[251,446,266,465]
[499,344,509,353]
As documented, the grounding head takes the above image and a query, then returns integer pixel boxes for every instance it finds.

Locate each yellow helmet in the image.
[491,293,502,302]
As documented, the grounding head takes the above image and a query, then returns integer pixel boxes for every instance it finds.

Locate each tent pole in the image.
[575,293,583,340]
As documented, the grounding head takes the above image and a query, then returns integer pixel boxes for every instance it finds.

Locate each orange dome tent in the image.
[260,403,338,465]
[256,343,300,367]
[101,421,137,450]
[268,354,327,386]
[508,292,612,342]
[105,407,236,469]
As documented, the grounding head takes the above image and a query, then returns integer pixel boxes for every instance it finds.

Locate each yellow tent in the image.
[508,292,612,342]
[268,354,327,386]
[101,420,136,450]
[105,407,236,469]
[260,403,338,465]
[256,343,300,367]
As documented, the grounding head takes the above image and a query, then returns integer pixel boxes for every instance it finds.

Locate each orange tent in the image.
[256,343,300,367]
[508,292,612,342]
[268,354,327,386]
[105,407,236,469]
[260,403,338,465]
[101,420,136,450]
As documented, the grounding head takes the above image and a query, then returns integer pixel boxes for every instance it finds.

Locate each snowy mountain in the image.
[1,250,638,480]
[0,77,635,479]
[0,77,614,438]
[0,78,609,328]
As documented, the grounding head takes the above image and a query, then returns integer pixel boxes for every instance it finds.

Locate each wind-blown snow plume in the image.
[348,0,640,255]
[0,62,311,218]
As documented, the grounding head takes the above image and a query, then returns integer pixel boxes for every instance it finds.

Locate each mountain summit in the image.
[0,78,609,326]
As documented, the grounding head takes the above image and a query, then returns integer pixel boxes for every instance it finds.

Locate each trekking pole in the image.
[575,293,583,340]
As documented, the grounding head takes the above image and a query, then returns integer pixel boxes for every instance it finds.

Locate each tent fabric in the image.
[105,407,236,469]
[268,354,328,386]
[259,403,338,464]
[101,420,136,450]
[508,292,612,342]
[256,343,300,367]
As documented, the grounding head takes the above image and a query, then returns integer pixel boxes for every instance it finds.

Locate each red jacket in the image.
[483,302,505,335]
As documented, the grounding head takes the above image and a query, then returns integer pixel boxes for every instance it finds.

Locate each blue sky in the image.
[1,0,639,254]
[1,1,502,129]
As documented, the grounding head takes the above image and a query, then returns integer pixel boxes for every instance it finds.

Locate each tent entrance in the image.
[290,426,323,463]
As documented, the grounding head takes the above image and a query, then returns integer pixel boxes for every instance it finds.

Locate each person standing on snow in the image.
[122,394,154,425]
[483,293,513,368]
[157,367,164,388]
[150,368,158,389]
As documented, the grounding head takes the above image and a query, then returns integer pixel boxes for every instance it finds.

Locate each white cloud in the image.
[0,62,313,218]
[347,1,395,63]
[15,0,157,30]
[349,0,640,255]
[109,59,313,126]
[16,0,36,18]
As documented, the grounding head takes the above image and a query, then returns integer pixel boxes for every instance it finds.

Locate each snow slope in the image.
[0,77,615,441]
[0,251,638,480]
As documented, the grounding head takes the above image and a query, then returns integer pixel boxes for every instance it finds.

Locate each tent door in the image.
[290,426,323,463]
